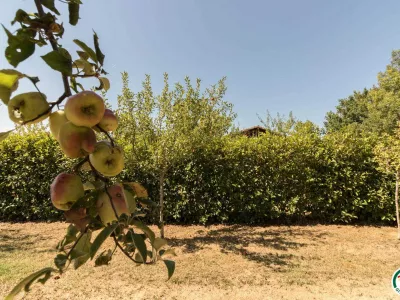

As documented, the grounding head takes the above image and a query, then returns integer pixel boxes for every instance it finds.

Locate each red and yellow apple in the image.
[89,141,124,177]
[49,110,69,141]
[59,121,97,158]
[50,173,84,211]
[95,109,118,132]
[64,91,105,127]
[96,184,130,224]
[8,92,49,124]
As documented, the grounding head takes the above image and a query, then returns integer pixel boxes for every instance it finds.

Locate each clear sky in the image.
[1,0,400,131]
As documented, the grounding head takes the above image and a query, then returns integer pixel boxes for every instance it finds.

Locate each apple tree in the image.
[1,1,175,299]
[116,72,236,238]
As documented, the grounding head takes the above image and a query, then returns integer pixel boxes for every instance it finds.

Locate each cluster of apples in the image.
[7,90,131,226]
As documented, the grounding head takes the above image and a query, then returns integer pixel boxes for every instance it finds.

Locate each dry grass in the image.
[0,222,399,299]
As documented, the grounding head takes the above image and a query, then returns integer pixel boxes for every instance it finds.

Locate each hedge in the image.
[0,129,395,224]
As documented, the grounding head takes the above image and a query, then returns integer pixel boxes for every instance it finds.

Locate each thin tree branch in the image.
[96,125,115,147]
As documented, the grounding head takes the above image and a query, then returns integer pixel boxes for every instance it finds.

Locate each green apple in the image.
[96,184,130,224]
[64,91,105,127]
[95,109,118,132]
[49,110,69,141]
[59,121,97,158]
[50,173,84,211]
[89,141,124,177]
[8,92,49,124]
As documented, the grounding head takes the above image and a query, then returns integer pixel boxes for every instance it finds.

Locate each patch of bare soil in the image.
[0,223,399,299]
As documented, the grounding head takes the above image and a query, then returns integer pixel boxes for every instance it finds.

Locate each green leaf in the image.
[130,220,155,243]
[93,31,105,66]
[41,0,60,15]
[3,25,35,67]
[54,254,68,270]
[73,253,90,270]
[71,231,92,269]
[73,59,93,74]
[77,51,89,60]
[11,9,30,25]
[73,39,97,63]
[68,2,80,25]
[132,233,147,264]
[98,77,110,91]
[90,223,118,259]
[159,248,177,257]
[153,237,168,251]
[137,198,157,208]
[5,267,56,300]
[41,50,72,75]
[0,130,14,142]
[94,249,113,266]
[123,182,149,198]
[163,260,175,280]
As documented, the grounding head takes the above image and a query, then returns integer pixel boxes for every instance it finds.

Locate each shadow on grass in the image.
[169,225,329,270]
[0,229,43,253]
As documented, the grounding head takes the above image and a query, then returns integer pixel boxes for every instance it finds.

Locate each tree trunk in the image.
[396,171,400,239]
[159,171,165,238]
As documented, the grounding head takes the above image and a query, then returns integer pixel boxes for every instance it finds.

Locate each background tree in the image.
[325,50,400,135]
[116,72,236,237]
[374,124,400,239]
[324,89,369,133]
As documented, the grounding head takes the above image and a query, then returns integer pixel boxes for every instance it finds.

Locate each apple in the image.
[95,109,118,132]
[89,141,124,177]
[50,173,84,211]
[64,91,105,127]
[59,121,97,158]
[96,184,130,224]
[8,92,49,124]
[64,207,89,230]
[49,110,69,141]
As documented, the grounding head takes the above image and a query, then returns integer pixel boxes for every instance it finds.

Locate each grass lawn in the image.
[0,222,399,299]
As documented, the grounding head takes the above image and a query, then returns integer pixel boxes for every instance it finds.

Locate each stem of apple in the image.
[96,125,115,147]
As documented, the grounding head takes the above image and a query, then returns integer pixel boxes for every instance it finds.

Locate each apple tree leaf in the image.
[130,219,155,243]
[3,25,35,67]
[90,223,118,259]
[153,237,168,251]
[0,69,24,104]
[131,232,147,263]
[95,249,113,266]
[159,248,177,257]
[41,0,60,15]
[73,39,97,63]
[5,267,57,300]
[41,50,72,75]
[163,260,175,280]
[98,77,110,91]
[123,182,148,198]
[93,31,105,66]
[68,2,80,25]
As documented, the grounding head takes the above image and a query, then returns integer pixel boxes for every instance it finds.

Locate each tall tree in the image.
[116,72,235,237]
[374,123,400,239]
[324,89,369,133]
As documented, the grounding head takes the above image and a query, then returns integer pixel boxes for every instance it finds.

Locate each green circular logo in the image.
[392,269,400,295]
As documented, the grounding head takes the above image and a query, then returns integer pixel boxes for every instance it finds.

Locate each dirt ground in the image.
[0,223,399,300]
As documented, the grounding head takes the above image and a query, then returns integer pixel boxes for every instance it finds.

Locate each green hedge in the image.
[0,129,395,224]
[0,131,69,221]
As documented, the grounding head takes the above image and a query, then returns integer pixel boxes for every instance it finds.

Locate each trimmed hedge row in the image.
[0,129,395,224]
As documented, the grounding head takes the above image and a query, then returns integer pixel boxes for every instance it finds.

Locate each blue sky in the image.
[1,0,400,131]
